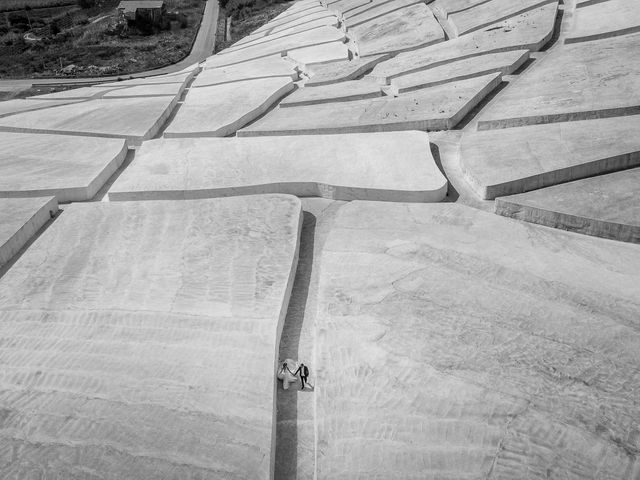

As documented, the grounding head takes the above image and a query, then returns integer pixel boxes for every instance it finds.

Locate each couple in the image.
[278,359,310,390]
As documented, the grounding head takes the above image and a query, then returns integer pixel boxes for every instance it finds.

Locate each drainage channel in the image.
[274,199,345,480]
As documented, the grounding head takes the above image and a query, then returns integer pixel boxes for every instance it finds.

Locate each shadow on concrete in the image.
[91,148,137,201]
[453,80,508,130]
[275,211,316,480]
[0,208,62,281]
[511,56,536,76]
[431,142,459,202]
[234,83,300,136]
[540,3,565,52]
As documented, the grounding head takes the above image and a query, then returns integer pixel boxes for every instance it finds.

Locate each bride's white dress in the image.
[277,358,298,390]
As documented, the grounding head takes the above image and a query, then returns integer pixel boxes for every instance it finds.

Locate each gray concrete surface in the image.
[369,2,557,83]
[460,115,640,199]
[495,168,640,243]
[390,49,529,92]
[0,96,178,144]
[280,78,381,107]
[315,200,640,478]
[164,76,294,137]
[0,195,302,480]
[565,0,640,43]
[240,73,501,135]
[351,3,445,56]
[477,32,640,129]
[0,196,57,267]
[0,132,127,202]
[108,132,448,202]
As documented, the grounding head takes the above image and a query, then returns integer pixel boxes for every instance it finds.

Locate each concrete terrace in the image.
[0,0,639,479]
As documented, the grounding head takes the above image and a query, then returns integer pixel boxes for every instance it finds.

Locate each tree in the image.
[77,0,97,8]
[50,19,60,34]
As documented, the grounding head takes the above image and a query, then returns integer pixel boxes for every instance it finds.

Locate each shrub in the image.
[12,22,29,32]
[8,13,29,25]
[2,31,24,46]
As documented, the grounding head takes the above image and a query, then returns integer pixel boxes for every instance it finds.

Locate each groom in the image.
[294,363,310,390]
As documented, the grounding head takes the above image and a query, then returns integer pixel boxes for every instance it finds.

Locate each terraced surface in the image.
[476,32,640,129]
[0,196,57,267]
[0,96,179,143]
[1,0,639,478]
[0,133,128,202]
[0,196,302,479]
[495,168,640,243]
[108,132,448,202]
[460,115,640,199]
[239,73,502,135]
[315,201,640,479]
[163,76,295,138]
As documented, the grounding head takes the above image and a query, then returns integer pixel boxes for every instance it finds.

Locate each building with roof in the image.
[117,0,165,26]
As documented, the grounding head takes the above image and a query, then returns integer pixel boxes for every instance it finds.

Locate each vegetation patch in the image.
[0,0,205,78]
[0,0,76,13]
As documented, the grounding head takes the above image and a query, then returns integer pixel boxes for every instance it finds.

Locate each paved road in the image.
[0,0,219,89]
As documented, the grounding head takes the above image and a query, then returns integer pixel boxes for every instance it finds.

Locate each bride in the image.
[277,359,298,390]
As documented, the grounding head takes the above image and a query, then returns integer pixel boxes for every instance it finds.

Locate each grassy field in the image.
[0,0,205,78]
[0,0,75,12]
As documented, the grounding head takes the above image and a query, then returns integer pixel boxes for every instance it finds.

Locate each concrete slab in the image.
[315,200,640,478]
[97,69,198,87]
[0,132,128,202]
[0,196,57,267]
[0,195,302,480]
[496,168,640,243]
[280,79,381,107]
[267,9,340,35]
[0,98,83,119]
[0,97,178,144]
[269,12,339,35]
[566,0,640,43]
[343,0,401,18]
[477,33,640,130]
[272,0,323,20]
[369,2,557,83]
[575,0,605,7]
[243,8,329,41]
[33,82,185,100]
[163,76,294,138]
[391,49,528,92]
[431,0,493,16]
[274,0,322,19]
[345,0,422,28]
[449,0,555,36]
[305,53,390,85]
[327,0,371,15]
[252,6,329,35]
[101,83,185,98]
[108,132,447,202]
[198,56,298,87]
[239,73,501,135]
[235,11,330,43]
[30,86,124,100]
[351,3,445,56]
[287,41,349,68]
[206,26,346,68]
[226,16,340,54]
[460,115,640,199]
